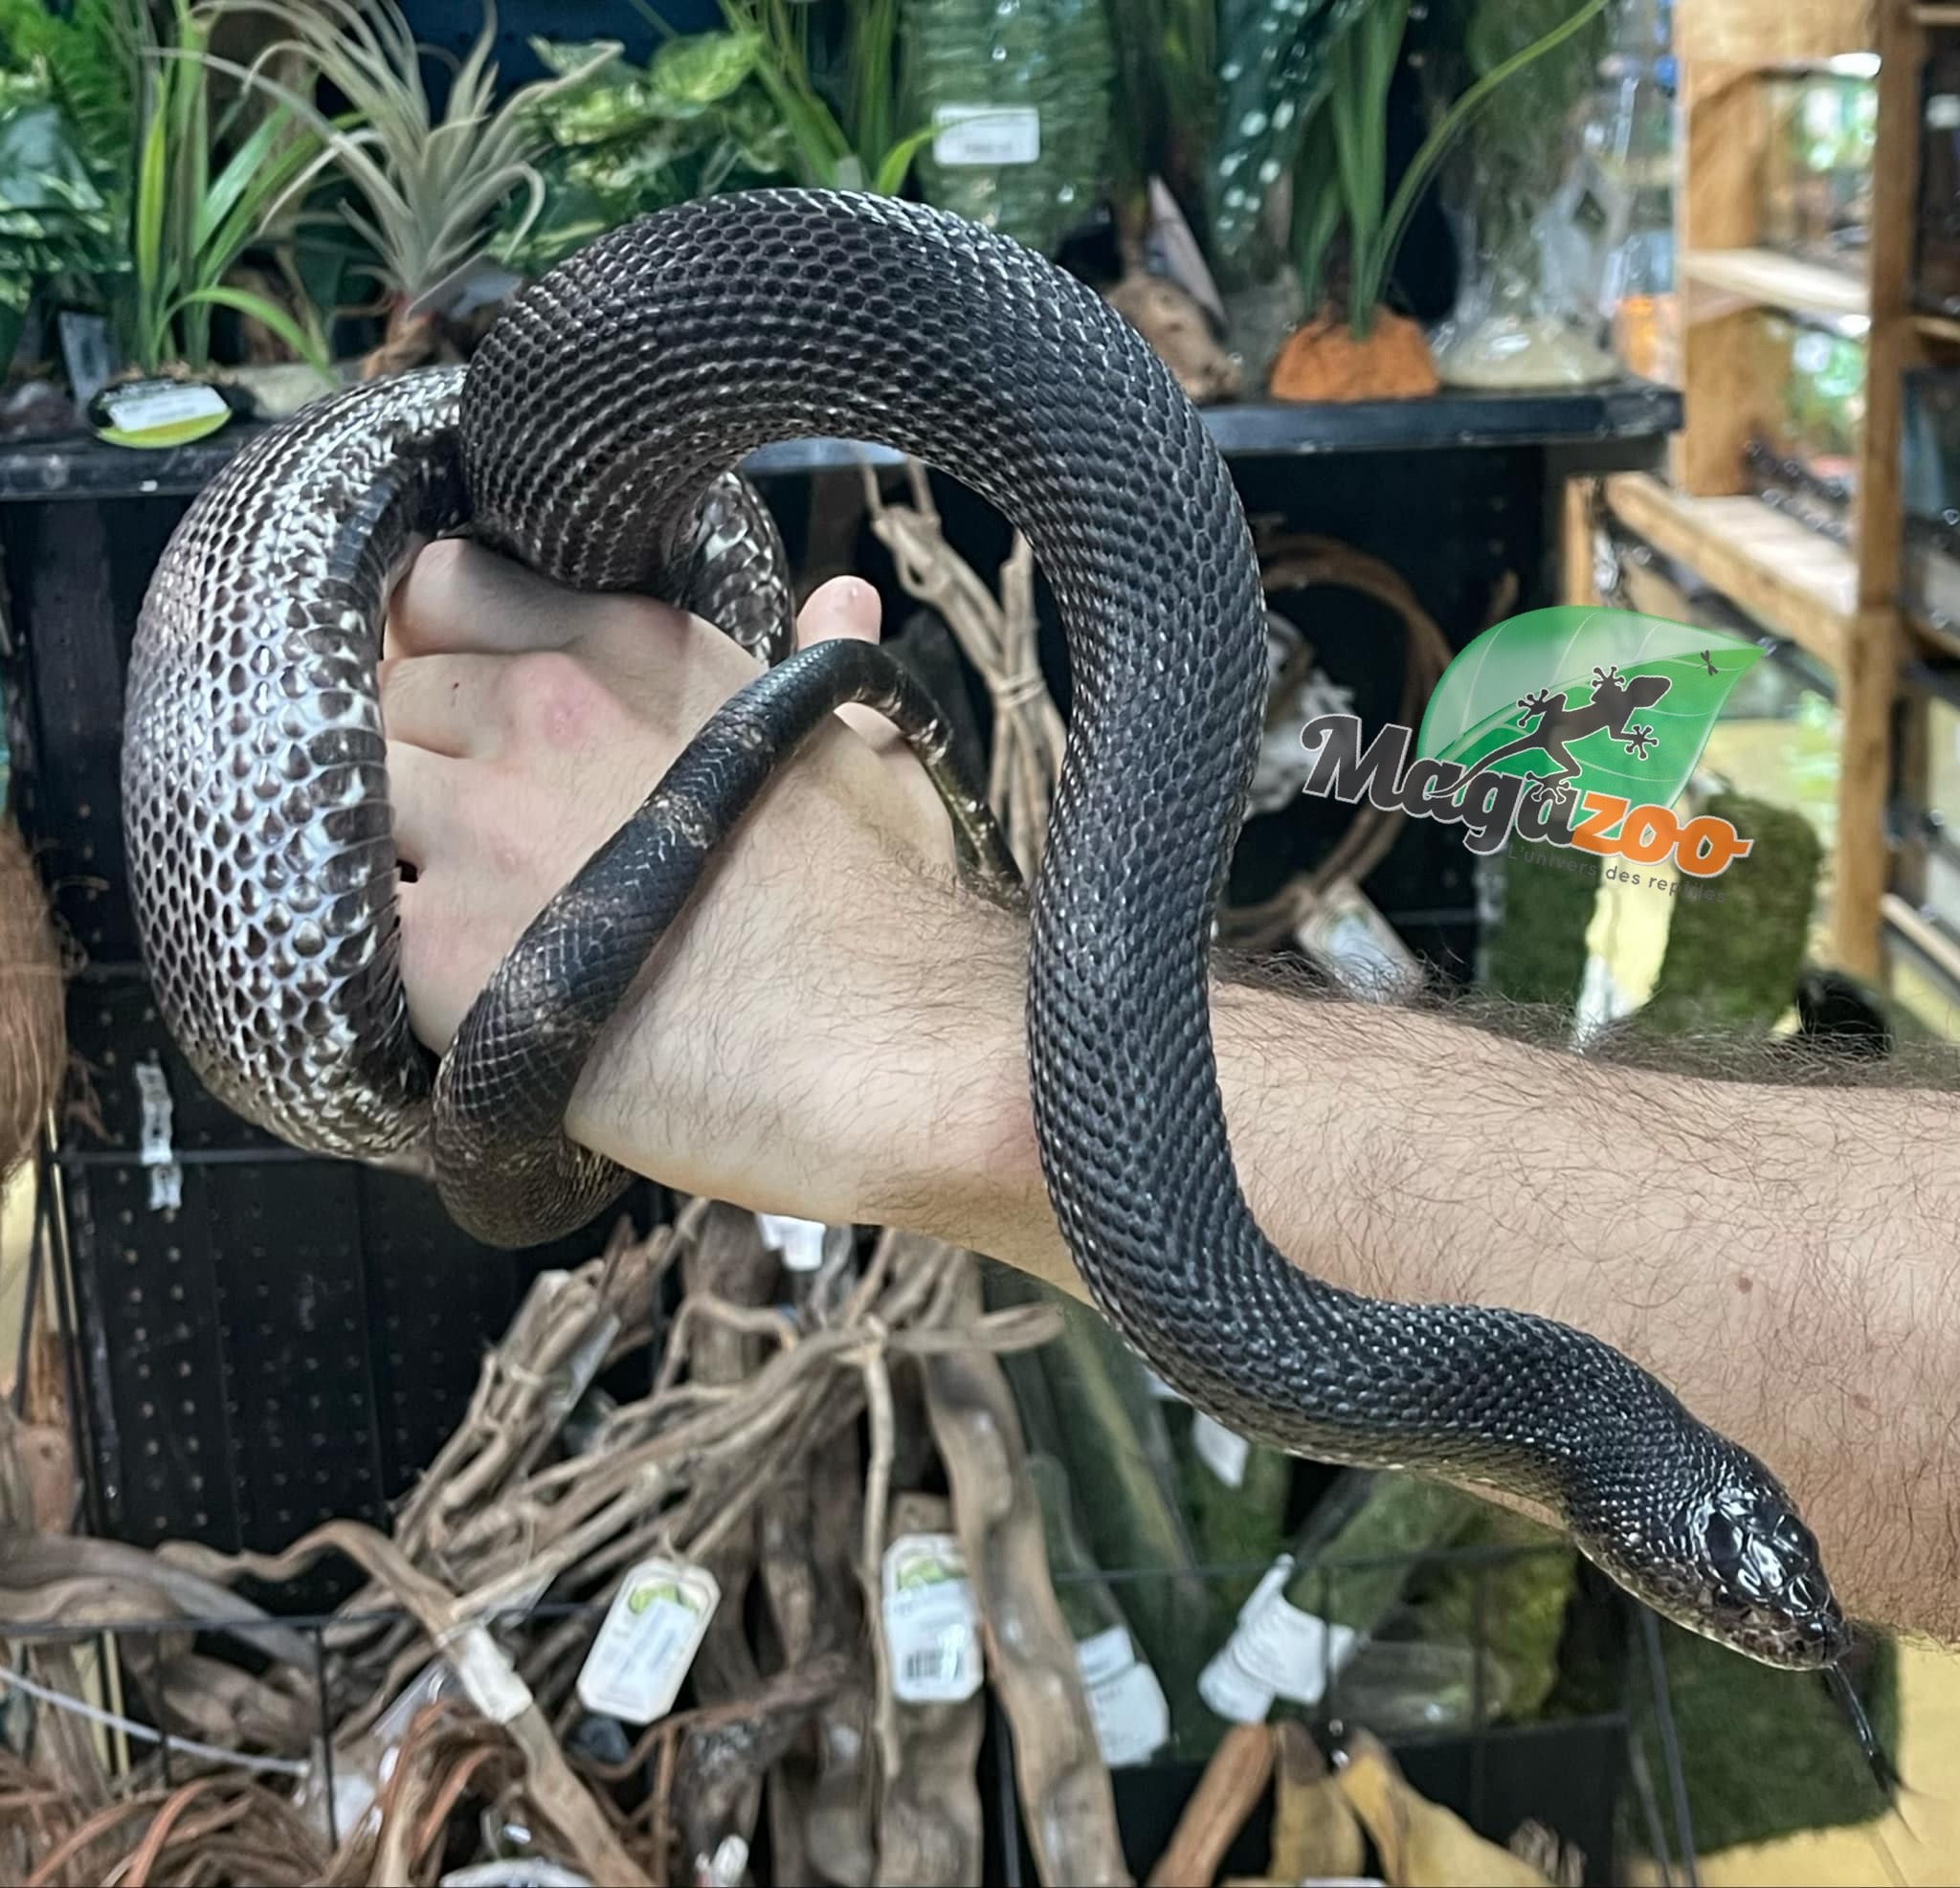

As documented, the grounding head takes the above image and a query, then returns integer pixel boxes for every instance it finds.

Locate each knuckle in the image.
[502,649,607,745]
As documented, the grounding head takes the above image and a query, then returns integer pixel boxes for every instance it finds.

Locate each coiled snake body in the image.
[125,189,1848,1670]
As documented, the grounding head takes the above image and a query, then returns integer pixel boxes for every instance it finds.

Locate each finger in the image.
[377,653,513,758]
[386,742,476,870]
[796,577,902,750]
[387,537,601,658]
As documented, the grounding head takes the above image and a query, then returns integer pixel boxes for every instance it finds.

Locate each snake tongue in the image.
[1823,1660,1906,1811]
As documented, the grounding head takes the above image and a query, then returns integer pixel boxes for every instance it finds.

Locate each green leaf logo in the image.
[1415,607,1762,824]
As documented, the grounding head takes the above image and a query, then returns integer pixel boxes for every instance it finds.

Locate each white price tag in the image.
[576,1557,720,1723]
[1076,1624,1136,1687]
[97,379,231,441]
[756,1212,827,1273]
[882,1533,984,1703]
[1192,1411,1250,1488]
[931,105,1041,167]
[134,1057,182,1211]
[1228,1571,1360,1708]
[1075,1627,1169,1765]
[1198,1644,1275,1722]
[449,1626,533,1725]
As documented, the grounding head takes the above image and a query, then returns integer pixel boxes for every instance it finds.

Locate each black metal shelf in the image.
[0,379,1682,503]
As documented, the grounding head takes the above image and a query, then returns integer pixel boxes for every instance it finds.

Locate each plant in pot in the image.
[717,0,942,192]
[1254,0,1609,402]
[1423,0,1618,389]
[0,59,120,433]
[212,0,612,378]
[492,30,799,278]
[1095,0,1245,402]
[4,0,338,442]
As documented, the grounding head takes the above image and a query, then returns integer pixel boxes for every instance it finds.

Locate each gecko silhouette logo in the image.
[1298,607,1762,877]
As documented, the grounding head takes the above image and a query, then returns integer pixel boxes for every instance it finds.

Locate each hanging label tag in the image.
[576,1557,720,1723]
[1236,1592,1359,1706]
[1293,878,1420,1004]
[1197,1558,1291,1722]
[1075,1625,1169,1766]
[755,1212,827,1274]
[931,105,1041,167]
[881,1532,984,1703]
[449,1626,533,1725]
[134,1057,183,1211]
[1191,1411,1251,1488]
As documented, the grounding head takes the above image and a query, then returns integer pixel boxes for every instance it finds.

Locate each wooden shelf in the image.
[1601,472,1857,669]
[1676,0,1873,61]
[1914,310,1960,345]
[1882,894,1960,986]
[1679,248,1870,319]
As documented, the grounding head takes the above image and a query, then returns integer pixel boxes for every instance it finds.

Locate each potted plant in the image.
[1260,0,1609,402]
[209,0,612,377]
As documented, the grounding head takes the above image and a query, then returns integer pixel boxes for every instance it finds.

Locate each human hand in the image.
[382,540,1030,1229]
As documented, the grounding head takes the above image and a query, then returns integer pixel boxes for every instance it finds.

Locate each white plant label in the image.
[932,105,1041,167]
[755,1211,826,1274]
[1191,1410,1251,1487]
[882,1532,984,1703]
[576,1557,720,1724]
[1206,1558,1360,1710]
[1075,1625,1169,1766]
[100,380,228,433]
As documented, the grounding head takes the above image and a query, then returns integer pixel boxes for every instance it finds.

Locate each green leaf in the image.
[171,282,330,374]
[1208,0,1371,268]
[649,30,760,105]
[870,123,935,196]
[192,103,301,253]
[1414,608,1765,820]
[1373,0,1611,303]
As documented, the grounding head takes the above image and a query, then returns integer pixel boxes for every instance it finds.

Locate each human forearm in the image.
[569,866,1960,1639]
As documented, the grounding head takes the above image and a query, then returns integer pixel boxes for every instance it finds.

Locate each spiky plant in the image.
[209,0,612,344]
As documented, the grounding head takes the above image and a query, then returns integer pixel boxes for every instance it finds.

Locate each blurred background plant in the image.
[494,31,795,276]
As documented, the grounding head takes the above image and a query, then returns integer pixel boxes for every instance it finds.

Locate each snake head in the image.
[1599,1445,1848,1669]
[1695,1485,1846,1665]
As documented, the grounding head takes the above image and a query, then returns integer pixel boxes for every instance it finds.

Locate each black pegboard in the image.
[0,487,657,1592]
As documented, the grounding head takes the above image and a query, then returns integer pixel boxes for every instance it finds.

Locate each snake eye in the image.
[1704,1512,1746,1577]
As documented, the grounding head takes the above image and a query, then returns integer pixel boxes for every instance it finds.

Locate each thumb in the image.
[796,576,902,751]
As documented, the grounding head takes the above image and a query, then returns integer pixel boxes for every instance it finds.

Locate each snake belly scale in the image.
[124,188,1850,1670]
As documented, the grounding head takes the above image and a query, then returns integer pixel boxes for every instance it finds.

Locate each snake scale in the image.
[124,189,1851,1674]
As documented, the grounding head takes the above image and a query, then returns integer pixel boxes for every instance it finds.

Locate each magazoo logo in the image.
[1298,607,1763,879]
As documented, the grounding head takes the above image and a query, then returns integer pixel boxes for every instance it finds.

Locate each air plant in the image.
[207,0,613,358]
[1287,0,1611,339]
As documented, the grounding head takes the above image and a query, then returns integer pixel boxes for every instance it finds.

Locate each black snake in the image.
[123,189,1853,1678]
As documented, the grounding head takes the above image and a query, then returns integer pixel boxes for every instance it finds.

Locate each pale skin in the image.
[385,539,1960,1646]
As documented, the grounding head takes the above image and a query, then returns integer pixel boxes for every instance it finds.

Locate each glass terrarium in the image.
[1427,0,1621,389]
[1758,65,1877,277]
[1914,40,1960,317]
[1746,311,1866,535]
